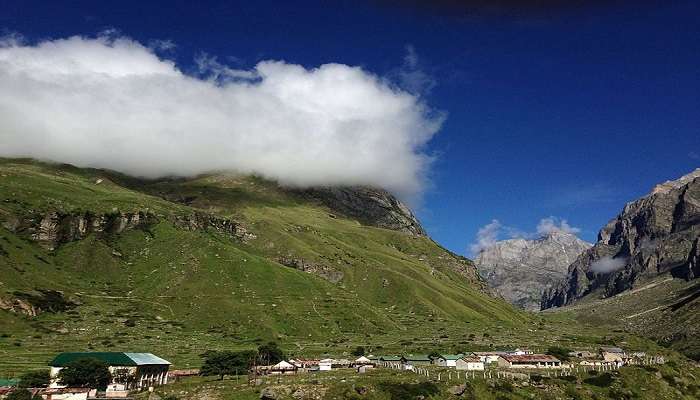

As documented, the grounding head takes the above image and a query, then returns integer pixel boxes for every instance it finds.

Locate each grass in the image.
[0,158,523,374]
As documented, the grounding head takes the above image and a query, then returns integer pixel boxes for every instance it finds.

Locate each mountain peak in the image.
[474,233,591,311]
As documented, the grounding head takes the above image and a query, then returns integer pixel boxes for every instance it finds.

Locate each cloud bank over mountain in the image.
[0,34,442,200]
[470,216,582,255]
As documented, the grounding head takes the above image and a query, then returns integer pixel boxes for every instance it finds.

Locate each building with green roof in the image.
[49,352,170,392]
[434,353,465,367]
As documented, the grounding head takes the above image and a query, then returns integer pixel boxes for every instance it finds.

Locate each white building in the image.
[433,354,463,368]
[268,361,297,375]
[455,356,484,371]
[472,352,506,364]
[497,354,561,369]
[49,352,170,393]
[319,358,333,371]
[509,348,534,356]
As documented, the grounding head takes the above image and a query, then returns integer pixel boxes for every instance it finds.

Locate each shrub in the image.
[18,370,50,388]
[546,346,571,361]
[57,358,112,390]
[583,372,614,387]
[351,346,365,357]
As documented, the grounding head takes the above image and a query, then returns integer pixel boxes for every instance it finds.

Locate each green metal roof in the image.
[403,354,431,361]
[439,354,464,360]
[379,356,402,361]
[0,379,19,387]
[50,352,170,367]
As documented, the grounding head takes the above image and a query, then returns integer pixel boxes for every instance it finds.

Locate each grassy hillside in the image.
[0,158,525,374]
[554,274,700,361]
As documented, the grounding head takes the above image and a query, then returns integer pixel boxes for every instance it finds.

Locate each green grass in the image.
[137,362,700,400]
[0,158,524,374]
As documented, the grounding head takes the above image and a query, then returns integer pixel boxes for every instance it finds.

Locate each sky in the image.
[1,0,698,256]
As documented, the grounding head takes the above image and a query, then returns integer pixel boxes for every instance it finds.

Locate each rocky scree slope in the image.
[475,231,591,310]
[542,168,700,309]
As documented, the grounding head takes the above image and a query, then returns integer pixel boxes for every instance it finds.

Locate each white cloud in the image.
[469,219,502,255]
[590,256,628,274]
[0,34,444,200]
[536,217,581,235]
[469,216,583,256]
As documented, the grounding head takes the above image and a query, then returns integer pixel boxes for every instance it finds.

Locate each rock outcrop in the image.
[297,187,426,236]
[474,231,591,310]
[542,169,700,309]
[2,209,254,250]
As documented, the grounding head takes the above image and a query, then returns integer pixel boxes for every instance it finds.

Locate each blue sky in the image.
[2,0,699,255]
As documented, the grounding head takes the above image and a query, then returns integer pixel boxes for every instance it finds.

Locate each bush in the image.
[583,372,614,387]
[6,389,35,400]
[18,370,50,388]
[57,358,112,390]
[351,346,365,357]
[200,350,256,380]
[546,346,571,362]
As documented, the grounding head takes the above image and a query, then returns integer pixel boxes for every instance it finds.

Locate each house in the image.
[332,359,352,368]
[599,347,625,363]
[268,361,298,375]
[433,354,464,368]
[40,387,94,400]
[455,356,484,371]
[353,356,373,366]
[473,351,506,364]
[401,355,432,368]
[569,350,596,359]
[289,359,319,370]
[497,354,561,369]
[319,358,333,371]
[509,348,533,356]
[49,352,170,392]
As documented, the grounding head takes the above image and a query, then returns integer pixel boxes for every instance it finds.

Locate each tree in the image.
[57,358,112,390]
[200,350,256,380]
[17,370,49,388]
[351,346,365,357]
[256,342,284,365]
[546,346,571,362]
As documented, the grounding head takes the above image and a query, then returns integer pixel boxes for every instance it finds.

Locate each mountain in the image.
[542,168,700,359]
[0,158,523,374]
[474,232,591,310]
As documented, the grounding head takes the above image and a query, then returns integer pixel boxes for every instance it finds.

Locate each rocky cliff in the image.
[474,232,591,310]
[296,186,426,236]
[542,169,700,309]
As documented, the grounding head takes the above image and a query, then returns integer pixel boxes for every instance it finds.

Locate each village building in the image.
[473,351,506,364]
[318,358,334,371]
[289,359,319,370]
[455,356,485,371]
[268,361,298,375]
[569,350,596,359]
[332,359,352,369]
[39,387,94,400]
[49,352,171,393]
[497,354,561,369]
[433,354,464,368]
[353,356,373,366]
[509,348,534,356]
[599,347,625,364]
[401,355,432,368]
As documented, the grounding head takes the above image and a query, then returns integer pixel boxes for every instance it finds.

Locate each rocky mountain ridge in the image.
[475,231,591,310]
[542,169,700,309]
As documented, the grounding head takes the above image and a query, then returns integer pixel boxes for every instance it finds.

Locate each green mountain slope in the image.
[0,159,525,373]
